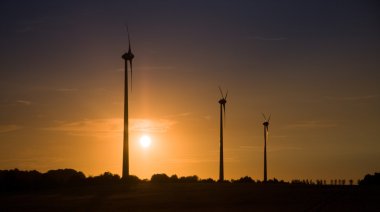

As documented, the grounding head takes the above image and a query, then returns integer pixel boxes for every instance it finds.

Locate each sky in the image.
[0,0,379,181]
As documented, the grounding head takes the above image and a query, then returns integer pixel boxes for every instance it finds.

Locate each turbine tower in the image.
[218,87,228,182]
[262,113,271,183]
[121,26,134,178]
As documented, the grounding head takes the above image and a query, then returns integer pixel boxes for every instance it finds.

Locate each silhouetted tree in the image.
[359,173,380,186]
[151,173,170,183]
[178,175,199,183]
[267,178,286,184]
[0,169,43,191]
[41,169,85,188]
[169,174,179,182]
[122,175,141,184]
[290,179,302,184]
[200,178,215,183]
[233,176,255,183]
[88,172,120,185]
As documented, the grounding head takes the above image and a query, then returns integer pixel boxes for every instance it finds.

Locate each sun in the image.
[139,135,152,148]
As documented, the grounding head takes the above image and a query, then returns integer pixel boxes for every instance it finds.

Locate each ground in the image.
[1,183,379,211]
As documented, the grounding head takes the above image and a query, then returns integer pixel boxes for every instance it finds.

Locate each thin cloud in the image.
[44,118,176,136]
[239,145,261,151]
[44,118,122,137]
[249,36,288,41]
[130,119,176,133]
[238,145,302,153]
[163,112,191,119]
[167,158,217,164]
[0,124,22,133]
[115,66,175,73]
[139,66,176,70]
[55,88,78,92]
[16,100,32,105]
[326,95,378,101]
[286,120,337,129]
[114,68,124,72]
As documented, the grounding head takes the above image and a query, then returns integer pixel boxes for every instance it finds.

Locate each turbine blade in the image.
[219,86,224,98]
[224,90,228,100]
[129,60,133,91]
[223,104,226,128]
[125,25,132,51]
[268,114,271,122]
[262,113,267,121]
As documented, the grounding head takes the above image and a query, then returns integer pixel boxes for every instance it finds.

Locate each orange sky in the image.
[0,1,379,181]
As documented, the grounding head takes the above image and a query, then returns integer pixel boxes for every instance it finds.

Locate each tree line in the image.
[1,169,378,191]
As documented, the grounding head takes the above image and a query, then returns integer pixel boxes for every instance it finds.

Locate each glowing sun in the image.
[139,135,152,148]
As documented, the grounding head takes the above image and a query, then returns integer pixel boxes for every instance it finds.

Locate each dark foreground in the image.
[1,183,379,211]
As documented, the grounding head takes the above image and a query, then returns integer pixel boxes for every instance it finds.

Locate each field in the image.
[1,183,379,211]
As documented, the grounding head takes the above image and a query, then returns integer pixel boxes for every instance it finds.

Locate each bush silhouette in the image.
[43,169,85,187]
[359,173,380,186]
[178,175,199,183]
[200,178,215,183]
[151,173,170,183]
[88,172,120,185]
[233,176,255,183]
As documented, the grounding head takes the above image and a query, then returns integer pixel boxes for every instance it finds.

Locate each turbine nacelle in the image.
[122,51,134,60]
[122,24,134,91]
[218,86,228,182]
[218,87,228,105]
[262,113,271,127]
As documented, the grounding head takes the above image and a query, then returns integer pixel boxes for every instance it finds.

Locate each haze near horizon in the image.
[0,0,379,181]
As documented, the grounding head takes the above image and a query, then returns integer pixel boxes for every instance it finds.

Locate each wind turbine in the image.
[262,113,271,183]
[121,26,134,179]
[218,87,228,182]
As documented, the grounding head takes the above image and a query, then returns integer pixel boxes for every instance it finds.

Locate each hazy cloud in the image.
[139,66,176,70]
[16,100,32,105]
[55,88,78,92]
[249,36,288,41]
[130,119,176,133]
[114,68,124,72]
[238,145,302,153]
[44,118,176,136]
[0,124,22,133]
[115,66,175,73]
[163,112,191,119]
[167,158,217,164]
[286,120,337,129]
[326,95,378,101]
[44,118,122,137]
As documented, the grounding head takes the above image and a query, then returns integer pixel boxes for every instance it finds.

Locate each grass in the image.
[1,183,379,211]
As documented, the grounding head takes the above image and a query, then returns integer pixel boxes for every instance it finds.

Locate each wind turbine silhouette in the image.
[121,25,134,178]
[218,87,228,182]
[262,113,271,183]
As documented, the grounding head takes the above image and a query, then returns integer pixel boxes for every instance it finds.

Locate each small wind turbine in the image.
[121,25,135,179]
[122,25,134,90]
[218,87,228,182]
[262,113,271,183]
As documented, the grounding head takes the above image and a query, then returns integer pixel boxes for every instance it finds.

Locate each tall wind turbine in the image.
[121,26,134,178]
[262,113,271,183]
[218,87,228,182]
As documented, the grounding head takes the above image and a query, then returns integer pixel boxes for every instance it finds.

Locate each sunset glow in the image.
[139,135,152,148]
[0,1,379,182]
